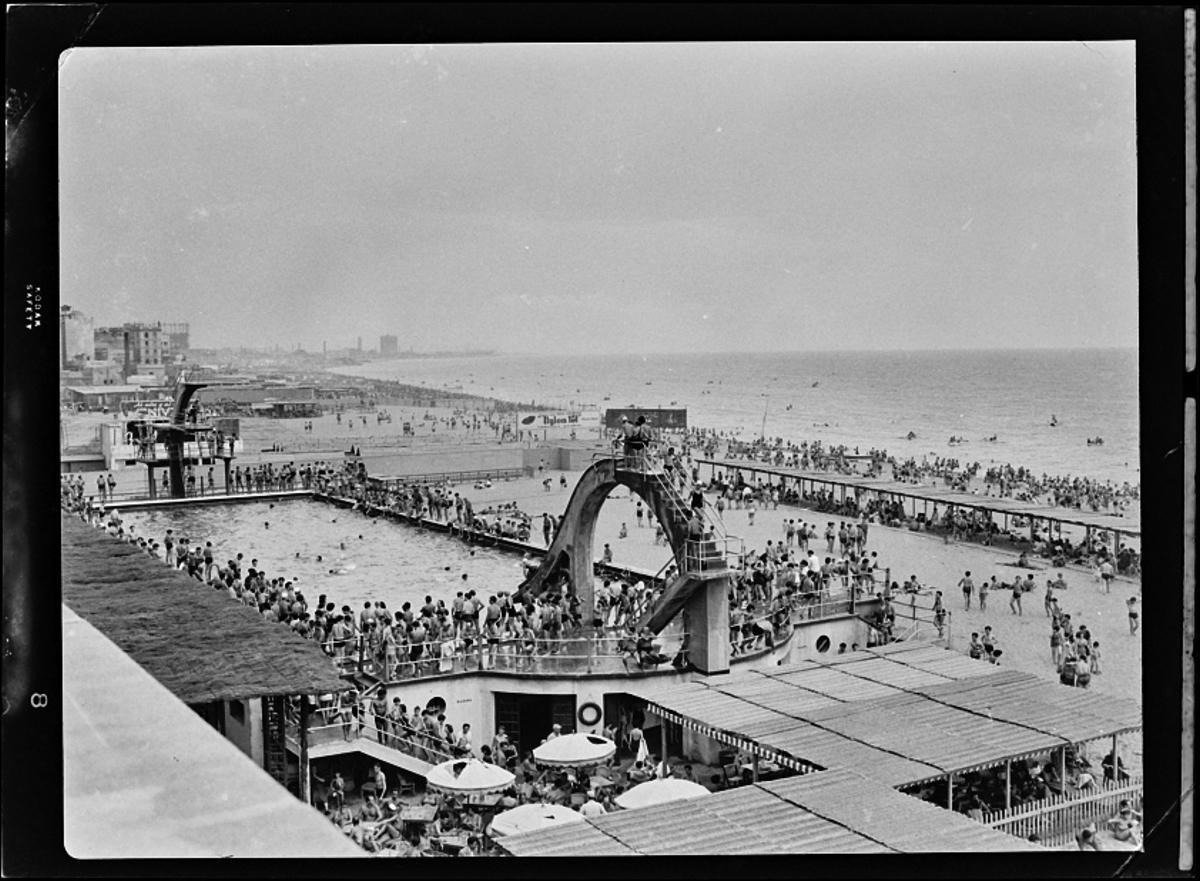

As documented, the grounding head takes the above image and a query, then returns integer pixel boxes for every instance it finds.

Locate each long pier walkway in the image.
[696,457,1140,544]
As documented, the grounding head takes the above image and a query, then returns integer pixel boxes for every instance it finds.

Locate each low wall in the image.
[365,446,526,479]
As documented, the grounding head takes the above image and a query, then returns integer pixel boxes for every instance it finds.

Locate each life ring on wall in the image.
[577,701,602,728]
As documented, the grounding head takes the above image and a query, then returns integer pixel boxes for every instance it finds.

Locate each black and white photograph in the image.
[4,4,1190,873]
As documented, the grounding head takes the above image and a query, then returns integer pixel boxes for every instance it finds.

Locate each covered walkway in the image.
[697,456,1140,541]
[628,642,1141,791]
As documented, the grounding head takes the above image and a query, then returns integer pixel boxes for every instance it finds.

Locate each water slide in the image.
[517,456,727,634]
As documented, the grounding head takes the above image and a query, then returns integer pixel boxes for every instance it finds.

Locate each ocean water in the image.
[336,349,1139,486]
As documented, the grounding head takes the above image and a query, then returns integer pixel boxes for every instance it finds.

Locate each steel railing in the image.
[328,629,694,681]
[294,716,457,766]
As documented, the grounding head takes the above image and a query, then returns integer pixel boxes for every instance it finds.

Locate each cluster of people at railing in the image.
[907,742,1137,823]
[704,465,1140,578]
[224,459,342,493]
[719,437,888,476]
[62,473,113,505]
[649,427,1141,516]
[361,479,472,522]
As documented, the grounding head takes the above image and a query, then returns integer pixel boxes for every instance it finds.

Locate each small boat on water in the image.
[1050,414,1059,427]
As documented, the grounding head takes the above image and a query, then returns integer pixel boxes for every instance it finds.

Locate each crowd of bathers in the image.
[668,427,1140,518]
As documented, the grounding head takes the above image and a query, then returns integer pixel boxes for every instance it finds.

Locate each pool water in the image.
[117,499,530,612]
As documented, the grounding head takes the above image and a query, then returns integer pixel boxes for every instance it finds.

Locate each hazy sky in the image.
[59,41,1137,355]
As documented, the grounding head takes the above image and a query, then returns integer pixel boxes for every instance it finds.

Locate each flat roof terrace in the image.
[497,767,1041,856]
[63,606,361,858]
[629,642,1141,788]
[696,456,1141,537]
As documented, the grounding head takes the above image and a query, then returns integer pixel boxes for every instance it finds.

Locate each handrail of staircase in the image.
[661,466,738,544]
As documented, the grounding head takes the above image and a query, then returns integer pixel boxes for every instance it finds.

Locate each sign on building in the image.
[603,408,688,430]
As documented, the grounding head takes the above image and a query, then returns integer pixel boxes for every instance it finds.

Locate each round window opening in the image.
[815,635,831,653]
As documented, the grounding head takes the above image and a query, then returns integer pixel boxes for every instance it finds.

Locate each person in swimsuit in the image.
[1126,597,1139,635]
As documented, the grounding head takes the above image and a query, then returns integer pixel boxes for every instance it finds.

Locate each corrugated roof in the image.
[757,725,942,786]
[762,769,1042,853]
[497,821,638,857]
[591,801,775,855]
[640,642,1138,787]
[61,514,347,702]
[500,769,1040,855]
[826,655,953,690]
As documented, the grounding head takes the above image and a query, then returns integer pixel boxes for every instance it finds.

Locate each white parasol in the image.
[533,733,618,768]
[615,778,711,810]
[424,758,515,797]
[487,803,587,838]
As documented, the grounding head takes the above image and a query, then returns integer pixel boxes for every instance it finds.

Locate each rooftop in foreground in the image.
[496,767,1042,856]
[61,513,346,704]
[63,605,362,858]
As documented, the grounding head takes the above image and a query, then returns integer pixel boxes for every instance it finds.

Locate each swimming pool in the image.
[116,498,530,612]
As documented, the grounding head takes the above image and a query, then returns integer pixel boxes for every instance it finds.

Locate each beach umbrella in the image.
[425,758,515,797]
[533,733,617,768]
[615,778,711,811]
[488,803,586,838]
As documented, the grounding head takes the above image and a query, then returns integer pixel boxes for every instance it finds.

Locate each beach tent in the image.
[533,733,617,768]
[488,803,586,838]
[424,759,515,797]
[614,778,711,810]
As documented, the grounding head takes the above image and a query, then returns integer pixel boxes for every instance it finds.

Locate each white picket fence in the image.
[979,775,1143,847]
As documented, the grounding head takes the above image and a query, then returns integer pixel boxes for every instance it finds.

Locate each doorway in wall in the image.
[493,692,576,755]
